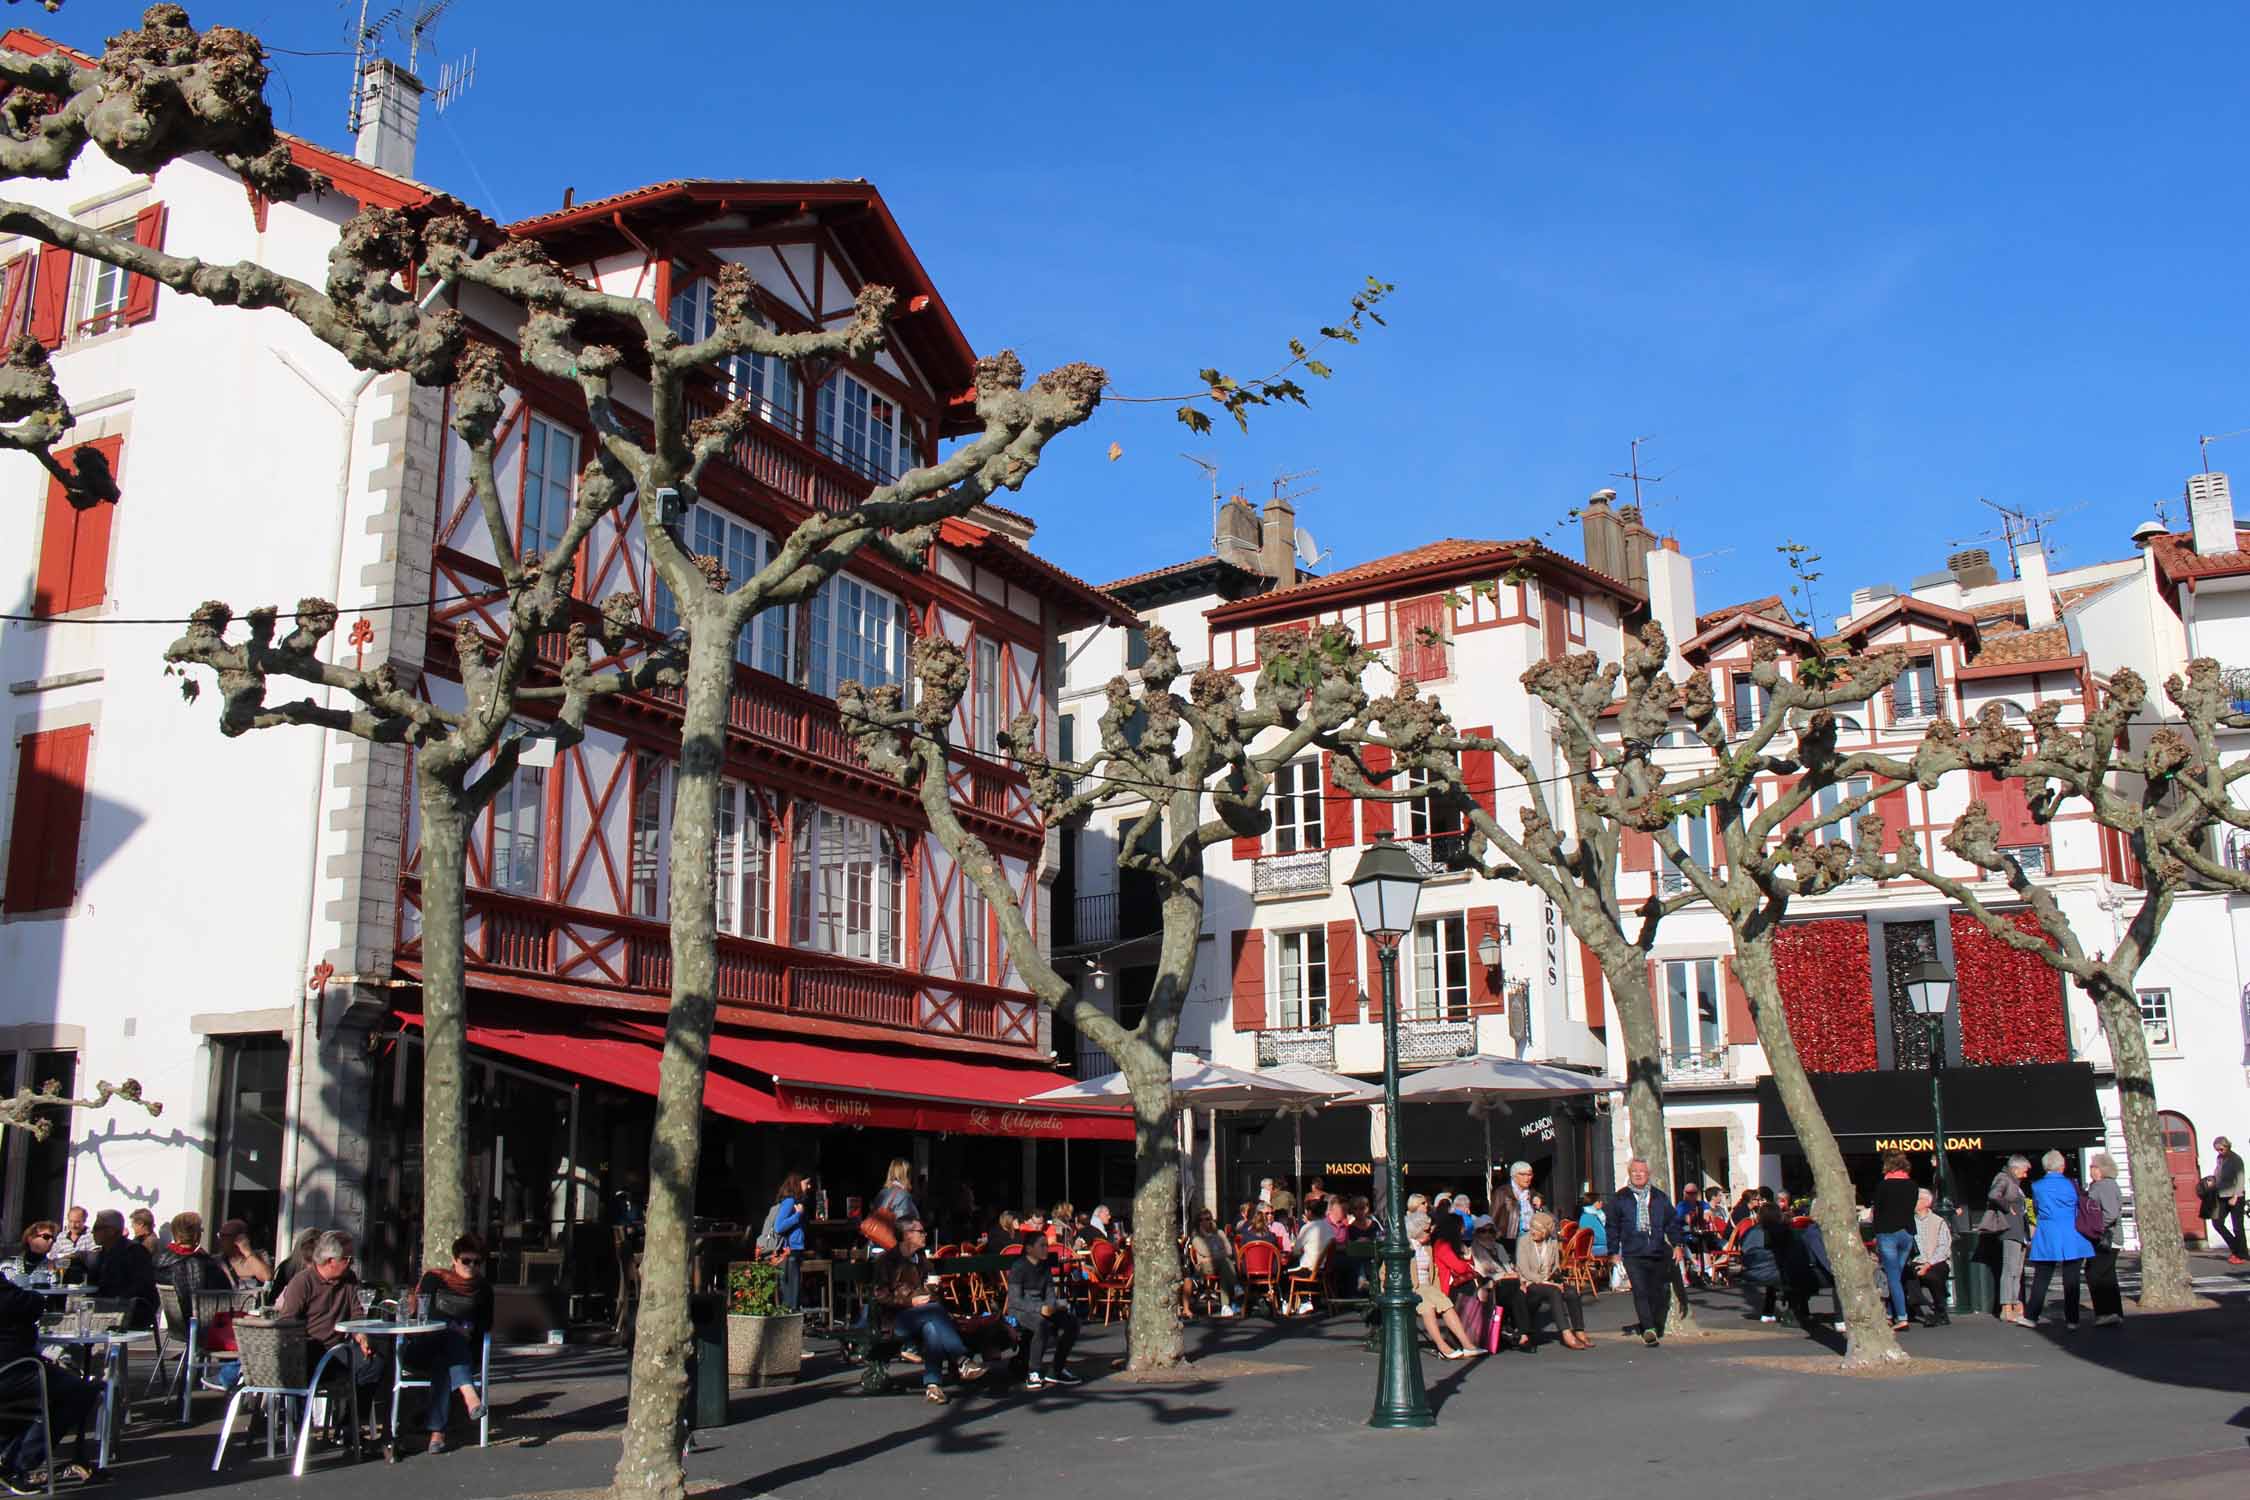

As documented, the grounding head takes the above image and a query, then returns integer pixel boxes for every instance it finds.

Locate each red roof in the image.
[0,29,503,241]
[1966,624,2075,668]
[1695,595,1786,631]
[1207,537,1641,625]
[1835,592,1979,642]
[936,518,1137,630]
[2149,525,2250,586]
[507,180,981,437]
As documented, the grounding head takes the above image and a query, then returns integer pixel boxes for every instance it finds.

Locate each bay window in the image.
[653,504,795,678]
[714,782,774,940]
[817,370,921,482]
[791,807,903,963]
[520,415,576,560]
[808,574,908,697]
[667,273,801,427]
[1274,927,1329,1028]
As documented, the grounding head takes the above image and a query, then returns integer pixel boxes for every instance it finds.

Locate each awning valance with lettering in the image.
[1754,1063,2104,1155]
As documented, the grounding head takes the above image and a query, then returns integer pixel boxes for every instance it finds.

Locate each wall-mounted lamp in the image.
[655,486,685,529]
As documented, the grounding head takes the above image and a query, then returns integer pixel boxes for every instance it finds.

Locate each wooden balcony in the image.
[421,885,1041,1049]
[681,391,901,518]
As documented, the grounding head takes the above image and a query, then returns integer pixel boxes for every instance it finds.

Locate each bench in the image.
[820,1263,1017,1395]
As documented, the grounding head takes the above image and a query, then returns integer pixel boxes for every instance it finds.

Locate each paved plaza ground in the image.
[78,1253,2249,1500]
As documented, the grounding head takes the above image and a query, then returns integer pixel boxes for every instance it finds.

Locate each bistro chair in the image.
[210,1317,362,1479]
[1559,1226,1599,1297]
[0,1355,58,1498]
[1088,1248,1134,1326]
[1237,1240,1283,1317]
[155,1285,243,1423]
[391,1330,492,1450]
[1283,1245,1329,1317]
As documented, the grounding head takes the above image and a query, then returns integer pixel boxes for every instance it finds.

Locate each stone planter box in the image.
[726,1311,803,1387]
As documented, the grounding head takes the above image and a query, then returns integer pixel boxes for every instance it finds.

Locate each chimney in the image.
[1947,547,1999,589]
[1260,495,1297,586]
[1646,535,1697,679]
[1213,494,1261,571]
[1617,503,1655,593]
[2019,541,2056,628]
[354,59,424,178]
[1581,488,1624,582]
[2188,471,2237,556]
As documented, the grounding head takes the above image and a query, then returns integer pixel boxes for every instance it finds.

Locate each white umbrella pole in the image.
[1483,1111,1493,1204]
[1294,1112,1304,1193]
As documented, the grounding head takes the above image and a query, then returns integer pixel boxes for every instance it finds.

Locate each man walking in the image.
[2210,1136,2246,1264]
[1605,1157,1680,1346]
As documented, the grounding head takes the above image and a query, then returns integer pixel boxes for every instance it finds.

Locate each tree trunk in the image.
[415,778,471,1274]
[1734,937,1906,1366]
[2089,977,2196,1310]
[1601,958,1700,1334]
[610,638,730,1500]
[1123,1049,1187,1369]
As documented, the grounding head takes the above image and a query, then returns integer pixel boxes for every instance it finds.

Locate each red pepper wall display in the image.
[1949,911,2071,1065]
[1772,918,1878,1072]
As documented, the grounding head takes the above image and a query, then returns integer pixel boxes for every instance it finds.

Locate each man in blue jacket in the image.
[1605,1157,1682,1346]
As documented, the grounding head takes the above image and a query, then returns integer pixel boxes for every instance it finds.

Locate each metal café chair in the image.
[209,1317,363,1478]
[0,1354,58,1498]
[389,1328,492,1450]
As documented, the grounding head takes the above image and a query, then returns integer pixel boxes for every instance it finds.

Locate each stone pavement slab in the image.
[76,1265,2249,1500]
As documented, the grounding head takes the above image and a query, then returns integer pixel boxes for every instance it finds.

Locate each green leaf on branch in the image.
[1177,406,1213,434]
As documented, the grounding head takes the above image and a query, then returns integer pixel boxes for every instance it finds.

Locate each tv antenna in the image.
[1182,453,1221,543]
[1955,497,2076,577]
[1608,435,1670,509]
[1272,466,1320,506]
[346,0,476,131]
[2199,425,2250,473]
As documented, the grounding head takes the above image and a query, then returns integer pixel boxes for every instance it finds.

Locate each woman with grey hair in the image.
[2023,1149,2095,1330]
[1979,1154,2033,1325]
[2083,1153,2125,1325]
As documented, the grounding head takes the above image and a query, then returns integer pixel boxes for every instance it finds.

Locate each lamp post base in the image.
[1368,1251,1432,1429]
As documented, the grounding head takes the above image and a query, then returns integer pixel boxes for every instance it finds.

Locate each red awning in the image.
[604,1022,1134,1142]
[396,1013,790,1126]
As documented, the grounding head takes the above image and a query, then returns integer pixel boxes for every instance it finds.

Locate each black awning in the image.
[1755,1063,2105,1155]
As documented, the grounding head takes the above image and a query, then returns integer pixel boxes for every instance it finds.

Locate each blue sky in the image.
[45,3,2250,612]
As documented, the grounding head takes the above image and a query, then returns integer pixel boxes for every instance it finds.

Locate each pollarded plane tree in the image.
[845,622,1382,1370]
[1852,663,2246,1312]
[0,6,484,1158]
[1532,624,1951,1365]
[1328,621,1719,1333]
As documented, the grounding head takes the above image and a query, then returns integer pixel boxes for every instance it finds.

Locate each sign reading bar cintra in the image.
[1874,1135,1983,1152]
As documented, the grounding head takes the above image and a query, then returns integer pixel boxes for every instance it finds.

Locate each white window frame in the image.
[653,504,796,678]
[1409,914,1470,1022]
[2135,988,2175,1052]
[1658,813,1710,894]
[489,757,545,896]
[1661,957,1724,1065]
[521,414,577,560]
[667,273,801,428]
[808,574,908,698]
[630,751,671,919]
[791,806,904,963]
[78,231,133,336]
[816,370,920,483]
[973,637,1002,756]
[714,781,774,941]
[1406,768,1462,843]
[961,881,988,984]
[1271,759,1323,854]
[1273,927,1330,1029]
[1730,675,1773,730]
[1814,775,1872,847]
[1893,658,1940,721]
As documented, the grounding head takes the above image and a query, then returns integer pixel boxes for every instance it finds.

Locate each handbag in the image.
[2072,1188,2106,1243]
[858,1207,901,1251]
[1451,1285,1487,1345]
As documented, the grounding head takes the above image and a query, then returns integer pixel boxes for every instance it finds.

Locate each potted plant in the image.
[724,1261,803,1386]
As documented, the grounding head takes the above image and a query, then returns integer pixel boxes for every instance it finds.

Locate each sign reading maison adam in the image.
[1874,1135,1984,1153]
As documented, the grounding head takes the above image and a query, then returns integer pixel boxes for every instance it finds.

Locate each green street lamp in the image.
[1902,955,1957,1215]
[1347,831,1433,1430]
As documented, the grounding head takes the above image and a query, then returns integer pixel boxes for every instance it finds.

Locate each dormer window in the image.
[1891,658,1940,722]
[817,371,921,483]
[667,273,801,427]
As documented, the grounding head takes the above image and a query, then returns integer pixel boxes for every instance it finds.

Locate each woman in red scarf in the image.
[411,1234,494,1453]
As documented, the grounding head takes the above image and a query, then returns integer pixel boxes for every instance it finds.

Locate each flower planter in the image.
[725,1310,803,1387]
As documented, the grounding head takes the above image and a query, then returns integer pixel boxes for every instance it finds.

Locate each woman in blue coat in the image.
[2022,1149,2095,1330]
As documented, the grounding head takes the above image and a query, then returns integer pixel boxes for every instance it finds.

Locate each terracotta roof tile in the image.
[1101,555,1223,591]
[1695,595,1785,631]
[2149,525,2250,583]
[1969,625,2074,667]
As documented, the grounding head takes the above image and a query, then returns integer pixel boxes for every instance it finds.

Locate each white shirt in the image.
[1295,1214,1338,1271]
[48,1230,93,1265]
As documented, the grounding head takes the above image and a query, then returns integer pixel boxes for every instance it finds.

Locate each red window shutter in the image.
[1327,917,1362,1023]
[1778,775,1815,836]
[1396,594,1448,682]
[1231,830,1262,862]
[1321,753,1355,848]
[1621,828,1653,872]
[1459,725,1496,822]
[1973,771,2043,847]
[1578,939,1605,1029]
[122,204,166,324]
[1874,783,1909,854]
[1466,906,1504,1015]
[1365,934,1389,1020]
[5,726,91,913]
[1722,957,1754,1044]
[1230,928,1267,1034]
[35,437,123,616]
[27,245,71,347]
[1360,744,1395,841]
[1709,807,1727,871]
[0,255,28,339]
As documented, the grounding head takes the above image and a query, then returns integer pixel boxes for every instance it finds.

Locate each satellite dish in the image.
[1295,528,1322,568]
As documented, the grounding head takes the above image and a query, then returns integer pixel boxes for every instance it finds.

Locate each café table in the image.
[335,1316,444,1460]
[42,1328,152,1469]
